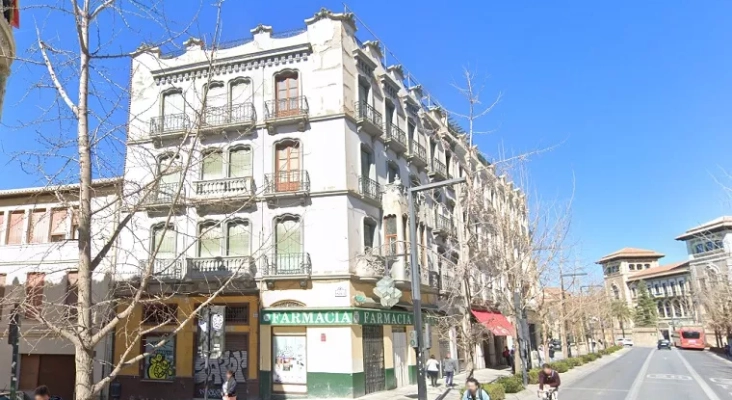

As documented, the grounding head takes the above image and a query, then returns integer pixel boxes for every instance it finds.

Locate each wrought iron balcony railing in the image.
[408,140,428,165]
[194,176,255,198]
[385,123,407,149]
[430,159,447,178]
[143,183,183,206]
[187,256,257,276]
[263,252,312,276]
[202,102,256,128]
[358,176,381,202]
[263,170,310,195]
[264,96,309,120]
[355,101,383,127]
[436,213,455,235]
[150,113,190,136]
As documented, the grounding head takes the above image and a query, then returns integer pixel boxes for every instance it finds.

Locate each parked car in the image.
[616,337,634,346]
[657,339,672,350]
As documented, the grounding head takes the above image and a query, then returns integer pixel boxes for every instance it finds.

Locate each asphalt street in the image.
[556,347,732,400]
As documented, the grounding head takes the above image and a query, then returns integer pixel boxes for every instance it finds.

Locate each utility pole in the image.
[559,271,586,358]
[408,177,466,400]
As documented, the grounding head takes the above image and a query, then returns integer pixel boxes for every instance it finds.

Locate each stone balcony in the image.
[0,14,15,122]
[147,256,258,281]
[192,176,256,212]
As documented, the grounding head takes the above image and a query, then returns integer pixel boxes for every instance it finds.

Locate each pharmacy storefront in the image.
[259,308,438,399]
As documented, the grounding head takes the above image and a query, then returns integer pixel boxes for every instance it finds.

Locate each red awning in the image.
[471,309,516,337]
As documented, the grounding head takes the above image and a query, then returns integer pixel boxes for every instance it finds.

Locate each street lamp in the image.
[408,177,466,400]
[559,271,586,358]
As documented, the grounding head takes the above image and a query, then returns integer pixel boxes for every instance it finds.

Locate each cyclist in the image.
[462,377,490,400]
[538,363,561,399]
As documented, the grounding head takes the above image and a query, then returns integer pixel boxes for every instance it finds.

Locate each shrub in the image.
[528,368,541,384]
[550,360,570,373]
[581,354,598,363]
[496,375,524,393]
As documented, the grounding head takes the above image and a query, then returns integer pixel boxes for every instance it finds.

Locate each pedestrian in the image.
[34,386,62,400]
[462,378,490,400]
[426,355,440,387]
[537,344,545,365]
[442,353,458,387]
[502,346,514,374]
[222,369,237,400]
[548,343,556,362]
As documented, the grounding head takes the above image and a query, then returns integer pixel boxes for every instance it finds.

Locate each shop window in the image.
[141,335,176,381]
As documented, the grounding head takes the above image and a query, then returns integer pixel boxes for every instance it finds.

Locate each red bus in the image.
[671,327,706,349]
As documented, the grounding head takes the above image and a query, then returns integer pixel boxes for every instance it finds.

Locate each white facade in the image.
[0,5,15,120]
[0,179,121,399]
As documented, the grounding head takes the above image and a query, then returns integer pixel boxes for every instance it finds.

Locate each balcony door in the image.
[204,83,227,125]
[158,154,182,202]
[275,72,299,117]
[162,91,185,131]
[275,141,301,192]
[152,225,177,276]
[275,217,302,274]
[198,222,222,259]
[201,150,224,181]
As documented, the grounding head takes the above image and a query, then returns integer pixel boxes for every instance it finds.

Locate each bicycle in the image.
[537,388,558,400]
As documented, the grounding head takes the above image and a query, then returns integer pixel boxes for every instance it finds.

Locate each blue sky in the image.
[3,1,732,278]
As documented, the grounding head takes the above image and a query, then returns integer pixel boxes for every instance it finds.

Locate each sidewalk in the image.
[347,368,513,400]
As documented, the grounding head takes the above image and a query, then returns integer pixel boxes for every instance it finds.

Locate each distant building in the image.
[597,247,697,337]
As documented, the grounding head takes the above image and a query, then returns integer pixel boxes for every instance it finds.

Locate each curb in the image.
[505,348,632,400]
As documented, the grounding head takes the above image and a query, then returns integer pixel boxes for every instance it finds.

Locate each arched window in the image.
[360,145,374,179]
[274,140,301,192]
[230,146,253,178]
[387,161,399,183]
[198,221,221,258]
[204,81,227,109]
[664,302,672,318]
[274,215,303,272]
[152,224,176,257]
[384,215,397,256]
[159,89,187,133]
[230,78,251,104]
[673,300,682,317]
[363,218,377,251]
[275,71,299,117]
[201,149,224,181]
[657,302,664,317]
[226,220,250,257]
[156,153,182,202]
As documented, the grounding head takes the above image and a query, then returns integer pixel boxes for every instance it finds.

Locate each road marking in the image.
[564,387,629,392]
[646,374,692,380]
[625,349,655,400]
[676,349,722,400]
[711,378,732,385]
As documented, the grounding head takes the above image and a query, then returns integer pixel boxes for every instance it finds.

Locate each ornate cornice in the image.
[304,7,356,31]
[250,24,273,35]
[152,45,311,86]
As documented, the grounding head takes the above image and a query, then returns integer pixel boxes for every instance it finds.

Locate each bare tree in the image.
[426,69,572,378]
[0,2,274,400]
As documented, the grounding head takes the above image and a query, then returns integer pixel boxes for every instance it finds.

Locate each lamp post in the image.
[408,177,466,400]
[559,271,586,358]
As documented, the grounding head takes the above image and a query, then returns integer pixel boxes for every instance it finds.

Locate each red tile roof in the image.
[627,261,690,281]
[596,247,664,264]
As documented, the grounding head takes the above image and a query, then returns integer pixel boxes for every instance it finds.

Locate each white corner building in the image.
[117,8,528,399]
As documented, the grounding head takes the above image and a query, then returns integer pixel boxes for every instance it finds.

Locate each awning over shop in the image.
[471,309,516,337]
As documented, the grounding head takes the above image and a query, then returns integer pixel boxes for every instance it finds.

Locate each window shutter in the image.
[29,210,49,244]
[229,148,252,178]
[198,224,221,258]
[202,151,223,181]
[50,209,68,237]
[207,84,227,108]
[230,81,250,104]
[163,92,184,116]
[227,221,250,256]
[155,226,175,255]
[277,219,301,254]
[7,211,25,245]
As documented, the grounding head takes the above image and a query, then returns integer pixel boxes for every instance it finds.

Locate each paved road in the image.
[557,347,732,400]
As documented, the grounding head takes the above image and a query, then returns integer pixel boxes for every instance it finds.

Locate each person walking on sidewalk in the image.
[442,353,458,387]
[222,369,237,400]
[34,385,62,400]
[462,378,490,400]
[502,346,514,374]
[426,355,440,387]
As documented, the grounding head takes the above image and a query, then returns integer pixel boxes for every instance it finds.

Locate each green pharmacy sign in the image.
[261,308,416,326]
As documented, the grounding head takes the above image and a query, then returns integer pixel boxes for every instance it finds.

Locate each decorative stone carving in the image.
[381,178,408,217]
[353,247,386,279]
[250,24,273,35]
[304,8,356,30]
[387,64,404,83]
[183,37,204,49]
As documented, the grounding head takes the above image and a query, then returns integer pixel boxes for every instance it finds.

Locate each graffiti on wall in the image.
[193,350,248,398]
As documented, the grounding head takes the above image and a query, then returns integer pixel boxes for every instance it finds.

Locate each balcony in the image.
[148,258,185,280]
[187,256,257,279]
[200,102,256,137]
[141,183,185,212]
[428,271,441,291]
[358,176,382,204]
[384,123,408,154]
[264,96,309,133]
[263,170,310,204]
[354,101,383,137]
[406,140,428,168]
[262,253,312,287]
[434,213,455,237]
[149,113,190,142]
[428,159,448,180]
[192,177,256,211]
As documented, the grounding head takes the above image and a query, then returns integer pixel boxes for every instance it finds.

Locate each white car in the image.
[616,338,633,346]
